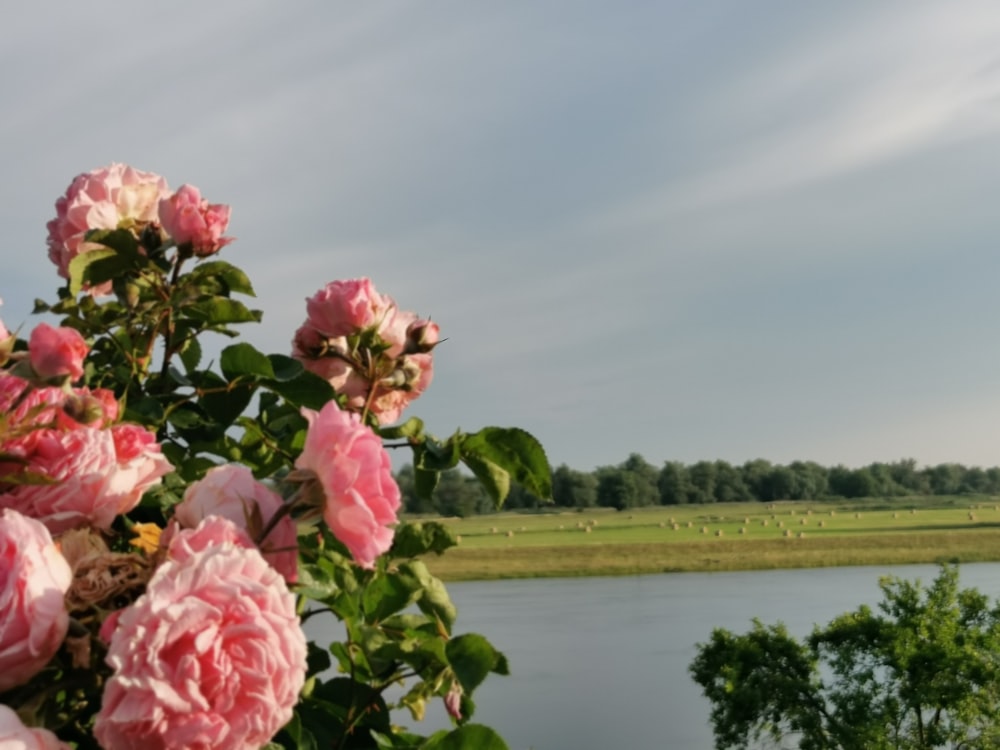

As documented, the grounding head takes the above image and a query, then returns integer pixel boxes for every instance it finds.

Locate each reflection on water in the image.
[311,563,1000,750]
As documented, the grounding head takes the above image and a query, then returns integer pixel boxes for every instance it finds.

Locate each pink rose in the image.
[0,705,70,750]
[46,164,169,293]
[0,373,118,432]
[406,318,440,353]
[94,517,307,750]
[1,422,172,534]
[173,465,298,582]
[304,278,395,339]
[28,323,88,381]
[295,402,400,567]
[0,509,72,692]
[158,184,234,257]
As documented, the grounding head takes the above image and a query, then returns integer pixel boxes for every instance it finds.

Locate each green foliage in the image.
[690,565,1000,749]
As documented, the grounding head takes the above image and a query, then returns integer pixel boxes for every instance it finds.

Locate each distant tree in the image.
[552,464,598,508]
[787,460,828,500]
[711,460,752,503]
[687,460,718,504]
[595,466,638,510]
[433,469,489,517]
[690,565,1000,750]
[926,463,965,496]
[740,459,773,501]
[658,461,692,505]
[621,453,660,507]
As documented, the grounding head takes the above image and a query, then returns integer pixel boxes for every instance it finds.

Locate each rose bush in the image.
[0,162,549,749]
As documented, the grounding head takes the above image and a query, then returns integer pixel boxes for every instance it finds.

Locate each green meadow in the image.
[414,496,1000,580]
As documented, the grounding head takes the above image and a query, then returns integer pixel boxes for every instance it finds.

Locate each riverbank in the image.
[413,497,1000,580]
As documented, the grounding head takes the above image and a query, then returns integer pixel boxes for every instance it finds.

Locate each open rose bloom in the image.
[46,164,170,294]
[95,517,306,750]
[296,402,401,567]
[0,509,72,693]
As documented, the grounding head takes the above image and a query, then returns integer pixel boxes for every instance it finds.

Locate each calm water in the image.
[314,563,1000,750]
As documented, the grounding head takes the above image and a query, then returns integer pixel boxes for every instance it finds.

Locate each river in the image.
[313,563,1000,749]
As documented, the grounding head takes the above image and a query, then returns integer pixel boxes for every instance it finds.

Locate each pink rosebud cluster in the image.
[0,372,172,534]
[171,464,298,582]
[292,278,437,425]
[95,516,307,750]
[158,184,234,257]
[295,402,401,567]
[0,705,70,750]
[46,164,234,295]
[46,163,170,294]
[0,509,73,694]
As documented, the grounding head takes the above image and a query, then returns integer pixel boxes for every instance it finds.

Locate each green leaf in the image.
[221,342,275,381]
[378,417,425,441]
[67,247,125,296]
[401,561,457,633]
[185,298,262,325]
[85,227,141,255]
[199,386,254,428]
[390,521,457,559]
[268,354,304,382]
[362,571,422,622]
[179,335,202,373]
[445,634,506,695]
[460,427,552,505]
[265,369,336,410]
[414,467,440,500]
[461,453,510,509]
[422,724,510,750]
[190,260,256,296]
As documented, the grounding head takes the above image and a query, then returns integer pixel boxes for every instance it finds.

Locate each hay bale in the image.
[491,527,499,534]
[797,532,805,539]
[584,526,592,533]
[855,513,861,519]
[506,530,514,538]
[739,527,747,535]
[800,518,807,525]
[687,521,693,528]
[715,529,724,537]
[700,526,708,534]
[783,529,792,537]
[818,520,825,527]
[761,520,769,527]
[455,535,462,543]
[671,523,679,530]
[777,521,785,528]
[658,522,665,528]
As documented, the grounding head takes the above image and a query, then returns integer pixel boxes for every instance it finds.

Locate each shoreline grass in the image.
[413,497,1000,581]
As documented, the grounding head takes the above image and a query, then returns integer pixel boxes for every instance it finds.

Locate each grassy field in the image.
[413,496,1000,580]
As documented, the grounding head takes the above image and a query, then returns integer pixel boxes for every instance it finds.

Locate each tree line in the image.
[396,456,1000,516]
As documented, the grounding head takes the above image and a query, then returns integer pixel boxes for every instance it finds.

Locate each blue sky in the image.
[4,2,1000,472]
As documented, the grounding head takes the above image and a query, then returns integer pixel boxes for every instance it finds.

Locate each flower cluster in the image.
[292,277,439,425]
[46,163,233,294]
[0,162,525,750]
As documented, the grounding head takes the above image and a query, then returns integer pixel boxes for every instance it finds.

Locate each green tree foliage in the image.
[552,464,598,508]
[690,565,1000,750]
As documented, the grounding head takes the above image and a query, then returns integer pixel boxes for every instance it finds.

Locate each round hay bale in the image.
[855,513,861,519]
[491,527,498,534]
[761,520,769,527]
[715,529,724,537]
[800,518,807,525]
[455,535,462,543]
[687,521,693,528]
[584,526,592,533]
[739,527,747,535]
[777,521,784,528]
[893,512,899,519]
[783,529,792,537]
[797,531,805,539]
[506,530,514,538]
[700,526,708,534]
[818,520,825,527]
[658,522,666,528]
[671,523,679,530]
[744,517,750,524]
